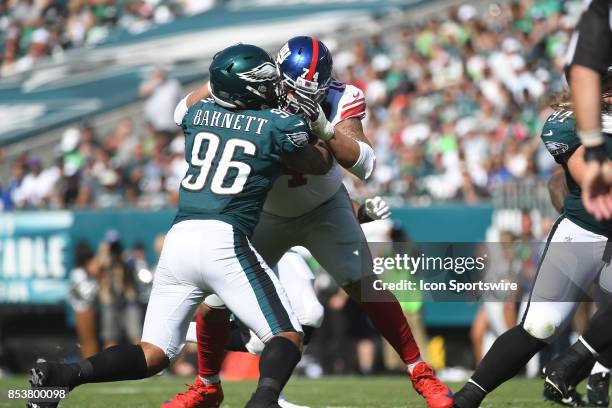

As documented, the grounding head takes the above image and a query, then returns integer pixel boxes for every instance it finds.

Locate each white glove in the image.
[364,196,391,220]
[294,91,334,141]
[602,112,612,135]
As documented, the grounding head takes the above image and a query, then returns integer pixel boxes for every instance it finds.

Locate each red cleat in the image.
[161,376,224,408]
[408,362,454,408]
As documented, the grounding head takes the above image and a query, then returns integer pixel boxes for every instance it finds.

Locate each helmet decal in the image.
[304,37,319,81]
[277,43,291,65]
[237,62,277,83]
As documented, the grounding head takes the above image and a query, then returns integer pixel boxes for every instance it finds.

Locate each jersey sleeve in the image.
[327,83,367,127]
[273,111,311,154]
[541,112,582,163]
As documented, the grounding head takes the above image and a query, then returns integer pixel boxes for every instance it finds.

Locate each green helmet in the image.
[209,44,278,110]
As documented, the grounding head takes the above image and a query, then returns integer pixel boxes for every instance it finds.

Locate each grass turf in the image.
[0,375,567,407]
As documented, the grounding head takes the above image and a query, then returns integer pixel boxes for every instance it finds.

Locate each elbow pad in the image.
[348,141,376,180]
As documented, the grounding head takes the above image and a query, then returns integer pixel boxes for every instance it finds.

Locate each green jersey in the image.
[541,109,612,236]
[174,98,310,236]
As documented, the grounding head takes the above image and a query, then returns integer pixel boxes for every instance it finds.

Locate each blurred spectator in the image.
[1,0,582,211]
[68,241,100,358]
[0,0,196,76]
[97,230,142,348]
[140,66,182,136]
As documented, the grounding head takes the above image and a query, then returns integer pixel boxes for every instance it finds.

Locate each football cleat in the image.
[587,372,610,407]
[408,362,454,408]
[27,359,71,408]
[543,384,586,407]
[161,376,224,408]
[452,381,485,408]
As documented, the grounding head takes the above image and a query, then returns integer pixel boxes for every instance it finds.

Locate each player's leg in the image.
[192,211,295,380]
[301,187,451,408]
[544,263,612,404]
[166,215,300,408]
[206,229,303,407]
[28,223,205,407]
[454,217,607,408]
[239,249,325,355]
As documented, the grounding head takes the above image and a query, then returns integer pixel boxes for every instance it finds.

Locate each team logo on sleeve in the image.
[285,131,309,147]
[237,62,277,82]
[544,140,569,155]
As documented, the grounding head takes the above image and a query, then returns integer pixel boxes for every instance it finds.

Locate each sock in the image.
[591,361,610,376]
[359,295,420,364]
[471,326,546,393]
[251,336,301,403]
[569,354,595,386]
[597,344,612,367]
[196,308,230,381]
[69,344,148,388]
[583,303,612,353]
[407,358,424,374]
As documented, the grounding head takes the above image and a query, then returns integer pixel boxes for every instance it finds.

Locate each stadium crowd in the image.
[0,0,219,76]
[0,0,576,211]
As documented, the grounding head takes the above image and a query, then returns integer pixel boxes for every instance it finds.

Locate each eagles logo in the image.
[544,140,569,155]
[237,62,277,83]
[285,131,309,147]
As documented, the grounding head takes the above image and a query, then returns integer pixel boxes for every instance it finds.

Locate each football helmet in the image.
[208,44,278,110]
[276,36,333,106]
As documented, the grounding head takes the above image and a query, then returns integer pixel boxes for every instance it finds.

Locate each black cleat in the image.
[545,341,595,405]
[27,359,71,408]
[587,372,610,407]
[543,384,586,407]
[452,382,486,408]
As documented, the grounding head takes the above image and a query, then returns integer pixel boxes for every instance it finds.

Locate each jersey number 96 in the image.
[181,132,256,195]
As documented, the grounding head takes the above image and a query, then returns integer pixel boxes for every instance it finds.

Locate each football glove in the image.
[294,91,334,141]
[365,196,391,220]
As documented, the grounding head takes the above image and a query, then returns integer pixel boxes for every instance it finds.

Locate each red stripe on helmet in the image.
[306,38,319,81]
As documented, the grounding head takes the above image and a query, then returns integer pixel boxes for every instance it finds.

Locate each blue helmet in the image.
[276,36,333,104]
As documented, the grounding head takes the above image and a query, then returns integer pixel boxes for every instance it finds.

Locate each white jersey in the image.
[263,81,366,217]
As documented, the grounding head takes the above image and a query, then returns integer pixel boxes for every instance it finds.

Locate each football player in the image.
[453,69,612,408]
[165,36,452,408]
[26,44,333,408]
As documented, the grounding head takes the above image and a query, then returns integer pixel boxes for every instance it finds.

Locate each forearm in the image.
[187,81,211,107]
[326,133,361,168]
[571,66,603,146]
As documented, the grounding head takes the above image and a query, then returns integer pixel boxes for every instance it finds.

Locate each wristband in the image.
[584,145,608,163]
[578,128,604,147]
[357,204,373,224]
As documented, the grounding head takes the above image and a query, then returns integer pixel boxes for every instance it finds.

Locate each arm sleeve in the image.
[566,0,612,75]
[173,94,190,126]
[274,113,311,154]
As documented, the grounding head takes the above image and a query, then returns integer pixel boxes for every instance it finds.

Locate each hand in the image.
[582,160,612,220]
[293,91,334,141]
[364,196,391,220]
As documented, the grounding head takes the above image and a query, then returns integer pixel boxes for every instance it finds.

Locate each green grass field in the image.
[0,375,570,407]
